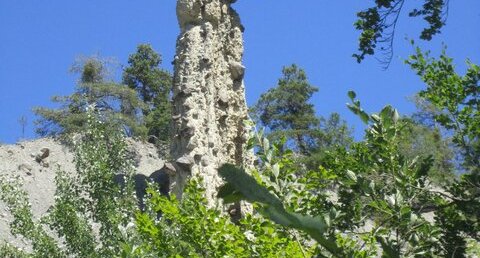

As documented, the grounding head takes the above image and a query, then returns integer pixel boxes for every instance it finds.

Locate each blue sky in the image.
[1,1,479,143]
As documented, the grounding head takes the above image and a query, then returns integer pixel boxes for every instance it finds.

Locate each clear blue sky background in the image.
[1,1,479,143]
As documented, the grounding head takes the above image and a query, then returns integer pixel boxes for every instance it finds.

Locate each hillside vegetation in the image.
[1,1,479,257]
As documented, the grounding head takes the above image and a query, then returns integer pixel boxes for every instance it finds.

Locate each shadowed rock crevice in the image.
[114,163,175,212]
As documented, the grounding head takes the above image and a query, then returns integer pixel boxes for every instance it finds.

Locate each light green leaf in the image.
[348,90,356,100]
[346,170,358,183]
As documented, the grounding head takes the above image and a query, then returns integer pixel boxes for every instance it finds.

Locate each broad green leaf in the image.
[360,112,370,124]
[346,170,358,183]
[271,163,280,178]
[218,164,283,207]
[218,163,343,256]
[217,183,244,204]
[348,90,357,100]
[376,236,400,258]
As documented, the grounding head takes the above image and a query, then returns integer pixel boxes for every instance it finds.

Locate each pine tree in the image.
[34,56,147,138]
[122,44,172,144]
[304,113,353,169]
[251,64,319,154]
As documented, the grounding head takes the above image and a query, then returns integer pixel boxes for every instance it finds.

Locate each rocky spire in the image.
[171,0,250,207]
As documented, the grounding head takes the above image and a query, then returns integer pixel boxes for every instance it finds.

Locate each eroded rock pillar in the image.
[171,0,250,207]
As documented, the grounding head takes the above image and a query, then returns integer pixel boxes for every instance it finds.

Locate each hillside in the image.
[0,138,164,249]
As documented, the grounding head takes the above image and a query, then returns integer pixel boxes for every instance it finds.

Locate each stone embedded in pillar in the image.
[171,0,252,210]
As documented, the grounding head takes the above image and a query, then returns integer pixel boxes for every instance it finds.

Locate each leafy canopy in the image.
[220,86,480,256]
[34,56,147,139]
[354,0,448,68]
[406,45,480,173]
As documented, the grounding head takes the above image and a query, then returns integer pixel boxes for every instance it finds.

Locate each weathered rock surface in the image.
[0,138,165,249]
[171,0,251,206]
[34,147,50,163]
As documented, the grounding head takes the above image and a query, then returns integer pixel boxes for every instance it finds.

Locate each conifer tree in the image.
[251,64,320,154]
[122,44,172,144]
[34,56,146,138]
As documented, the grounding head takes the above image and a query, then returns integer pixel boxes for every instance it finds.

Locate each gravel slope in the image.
[0,137,164,249]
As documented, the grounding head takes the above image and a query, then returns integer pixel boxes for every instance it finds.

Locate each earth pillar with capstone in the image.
[170,0,251,210]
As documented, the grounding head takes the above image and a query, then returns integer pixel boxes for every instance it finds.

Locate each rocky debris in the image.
[0,137,165,249]
[229,61,245,80]
[34,147,50,163]
[175,156,194,169]
[18,163,33,175]
[171,0,252,209]
[163,162,177,177]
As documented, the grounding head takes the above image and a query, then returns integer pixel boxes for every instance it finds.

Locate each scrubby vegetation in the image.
[1,1,479,257]
[33,44,172,149]
[1,48,479,257]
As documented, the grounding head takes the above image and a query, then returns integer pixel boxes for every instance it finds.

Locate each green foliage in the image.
[315,113,354,151]
[467,238,480,257]
[218,164,341,256]
[251,64,320,154]
[137,179,249,257]
[251,65,353,164]
[244,129,319,215]
[70,108,140,256]
[34,45,173,151]
[123,44,172,144]
[303,113,354,170]
[326,94,443,255]
[4,41,479,258]
[34,56,147,139]
[406,46,480,257]
[3,107,308,258]
[1,107,140,257]
[221,91,475,256]
[406,46,480,173]
[0,174,64,257]
[0,243,30,258]
[354,0,448,67]
[396,117,455,185]
[135,178,306,257]
[252,64,354,176]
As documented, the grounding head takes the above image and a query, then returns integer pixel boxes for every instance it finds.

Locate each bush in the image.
[2,91,478,257]
[1,106,306,258]
[1,106,138,257]
[219,93,479,257]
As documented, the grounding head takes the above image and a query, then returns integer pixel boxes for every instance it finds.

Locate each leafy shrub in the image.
[1,106,306,258]
[218,91,479,257]
[133,178,306,257]
[2,50,479,257]
[1,106,139,257]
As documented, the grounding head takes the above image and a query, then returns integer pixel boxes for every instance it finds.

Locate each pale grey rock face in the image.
[171,0,251,206]
[34,147,50,163]
[0,138,165,248]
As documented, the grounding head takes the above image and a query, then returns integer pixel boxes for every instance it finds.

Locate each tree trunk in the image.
[171,0,251,208]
